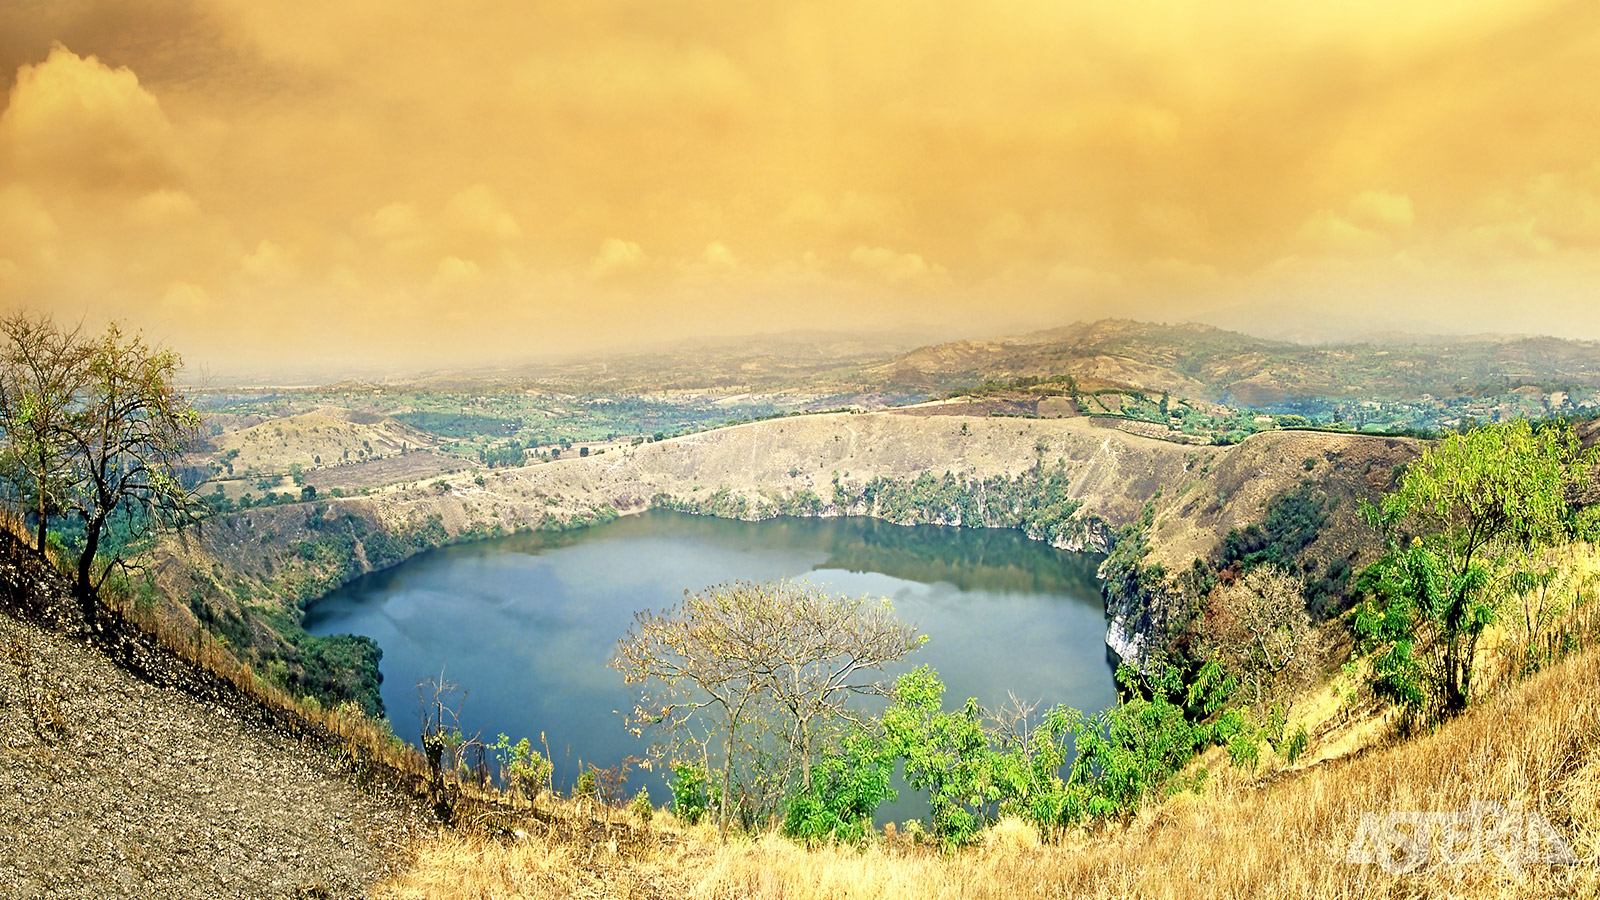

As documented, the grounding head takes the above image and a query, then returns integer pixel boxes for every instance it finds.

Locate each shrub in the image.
[630,786,653,823]
[783,728,897,846]
[1284,723,1309,764]
[489,733,552,797]
[669,762,717,825]
[572,767,597,801]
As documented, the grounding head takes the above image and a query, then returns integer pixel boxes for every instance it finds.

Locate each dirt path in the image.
[0,547,433,899]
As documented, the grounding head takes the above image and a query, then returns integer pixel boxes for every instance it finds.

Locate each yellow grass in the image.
[378,641,1600,899]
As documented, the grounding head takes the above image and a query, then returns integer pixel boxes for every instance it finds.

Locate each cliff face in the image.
[155,410,1419,673]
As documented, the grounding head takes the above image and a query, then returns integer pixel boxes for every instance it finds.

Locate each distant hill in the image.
[290,320,1600,413]
[862,319,1600,405]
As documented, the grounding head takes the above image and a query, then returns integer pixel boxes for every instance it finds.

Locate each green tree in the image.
[1357,420,1592,718]
[62,323,202,612]
[881,666,997,845]
[0,312,88,554]
[782,723,897,845]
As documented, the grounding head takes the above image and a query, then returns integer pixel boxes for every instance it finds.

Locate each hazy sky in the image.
[2,0,1599,375]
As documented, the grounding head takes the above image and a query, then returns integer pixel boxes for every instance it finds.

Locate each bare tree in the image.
[61,322,201,614]
[0,312,88,555]
[1207,566,1312,705]
[611,580,922,835]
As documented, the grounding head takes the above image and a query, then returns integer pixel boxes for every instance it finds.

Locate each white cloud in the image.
[445,184,520,240]
[590,237,646,278]
[850,245,948,284]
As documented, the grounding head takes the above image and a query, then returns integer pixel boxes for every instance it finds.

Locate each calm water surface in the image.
[305,510,1118,809]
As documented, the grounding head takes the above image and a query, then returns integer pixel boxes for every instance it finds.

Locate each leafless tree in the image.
[1207,565,1312,706]
[611,580,922,835]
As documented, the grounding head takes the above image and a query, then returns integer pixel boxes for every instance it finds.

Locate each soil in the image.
[0,540,434,899]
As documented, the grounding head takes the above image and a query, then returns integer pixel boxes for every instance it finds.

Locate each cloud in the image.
[160,280,210,315]
[1347,190,1415,232]
[6,0,1600,373]
[850,245,949,285]
[1519,164,1600,248]
[444,184,520,241]
[240,239,294,280]
[1046,264,1123,294]
[434,255,480,286]
[1295,190,1415,256]
[130,189,201,227]
[590,238,647,278]
[0,44,179,191]
[702,241,737,268]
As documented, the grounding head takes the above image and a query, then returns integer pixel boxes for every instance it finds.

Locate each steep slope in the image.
[0,537,431,899]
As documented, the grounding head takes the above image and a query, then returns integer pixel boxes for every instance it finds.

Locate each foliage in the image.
[668,761,718,825]
[1203,566,1313,706]
[611,580,921,834]
[1221,481,1330,574]
[783,725,898,846]
[572,767,597,801]
[630,786,653,822]
[1284,723,1309,764]
[0,314,203,621]
[878,663,1239,845]
[489,733,553,797]
[62,323,203,604]
[656,461,1087,548]
[1067,681,1215,820]
[0,311,88,555]
[881,666,998,845]
[293,632,385,718]
[1355,420,1594,721]
[1354,542,1490,724]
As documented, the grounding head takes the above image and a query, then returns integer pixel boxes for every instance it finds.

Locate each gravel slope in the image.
[0,544,432,899]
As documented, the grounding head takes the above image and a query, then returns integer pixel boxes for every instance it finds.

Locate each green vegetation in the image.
[1354,419,1595,725]
[617,577,1291,848]
[612,581,923,835]
[489,733,554,798]
[657,461,1088,547]
[0,312,201,617]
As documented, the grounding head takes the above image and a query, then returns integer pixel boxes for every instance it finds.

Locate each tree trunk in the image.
[800,717,812,789]
[35,489,46,556]
[719,729,735,840]
[34,447,49,556]
[76,513,101,627]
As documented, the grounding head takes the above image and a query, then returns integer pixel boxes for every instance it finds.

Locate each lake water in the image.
[305,509,1118,815]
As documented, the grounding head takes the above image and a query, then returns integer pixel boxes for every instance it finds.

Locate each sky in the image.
[2,0,1599,377]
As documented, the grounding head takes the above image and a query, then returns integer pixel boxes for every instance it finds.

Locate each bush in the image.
[630,786,653,823]
[669,762,717,825]
[489,733,552,797]
[1226,733,1260,772]
[1284,723,1309,764]
[783,728,897,846]
[572,767,597,801]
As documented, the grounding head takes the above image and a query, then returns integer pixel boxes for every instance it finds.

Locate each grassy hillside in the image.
[380,623,1600,898]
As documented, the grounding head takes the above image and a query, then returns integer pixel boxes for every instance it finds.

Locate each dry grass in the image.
[378,642,1600,900]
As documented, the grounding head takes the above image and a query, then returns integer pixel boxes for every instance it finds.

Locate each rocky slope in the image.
[0,537,432,899]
